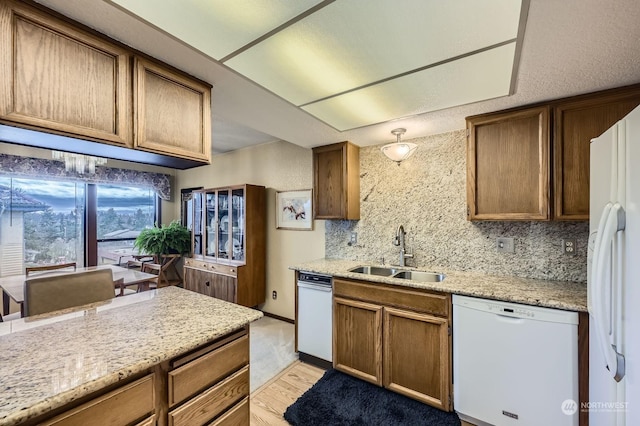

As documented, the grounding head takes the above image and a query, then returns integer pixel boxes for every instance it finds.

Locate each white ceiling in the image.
[34,0,640,154]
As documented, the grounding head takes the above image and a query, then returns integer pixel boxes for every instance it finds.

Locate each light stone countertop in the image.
[0,286,263,426]
[292,258,587,312]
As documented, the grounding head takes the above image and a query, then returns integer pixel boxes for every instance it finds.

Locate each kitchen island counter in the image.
[0,286,262,426]
[292,258,587,312]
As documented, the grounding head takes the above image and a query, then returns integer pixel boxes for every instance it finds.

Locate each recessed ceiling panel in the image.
[302,43,516,131]
[226,0,522,105]
[109,0,323,59]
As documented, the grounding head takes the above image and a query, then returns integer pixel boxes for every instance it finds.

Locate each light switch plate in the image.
[496,237,515,253]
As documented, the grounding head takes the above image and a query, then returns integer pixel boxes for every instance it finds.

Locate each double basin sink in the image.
[348,265,445,282]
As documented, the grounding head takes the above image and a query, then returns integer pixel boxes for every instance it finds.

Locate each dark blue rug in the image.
[284,369,461,426]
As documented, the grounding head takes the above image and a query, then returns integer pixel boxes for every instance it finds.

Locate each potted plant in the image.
[134,220,191,258]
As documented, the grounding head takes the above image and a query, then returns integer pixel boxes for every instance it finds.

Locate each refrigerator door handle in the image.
[589,202,612,313]
[594,202,626,382]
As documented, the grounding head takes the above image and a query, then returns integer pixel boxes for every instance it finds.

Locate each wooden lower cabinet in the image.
[184,265,238,304]
[210,397,249,426]
[167,328,249,426]
[333,297,383,385]
[41,374,155,426]
[383,307,451,410]
[29,328,249,426]
[333,278,452,411]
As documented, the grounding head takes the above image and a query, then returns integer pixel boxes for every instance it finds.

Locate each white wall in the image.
[174,140,325,319]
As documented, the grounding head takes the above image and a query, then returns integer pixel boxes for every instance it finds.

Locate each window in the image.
[96,184,157,265]
[0,177,158,277]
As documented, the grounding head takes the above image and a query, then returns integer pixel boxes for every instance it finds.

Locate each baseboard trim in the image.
[262,311,295,324]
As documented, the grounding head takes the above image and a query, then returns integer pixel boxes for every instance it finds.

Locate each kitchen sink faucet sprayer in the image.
[394,225,413,266]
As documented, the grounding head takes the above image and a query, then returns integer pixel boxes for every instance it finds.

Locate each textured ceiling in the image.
[34,0,640,153]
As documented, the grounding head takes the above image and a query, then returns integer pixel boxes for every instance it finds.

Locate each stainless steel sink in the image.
[348,266,400,276]
[392,270,446,282]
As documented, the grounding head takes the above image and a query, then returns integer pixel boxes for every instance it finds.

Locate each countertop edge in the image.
[291,259,588,313]
[0,288,263,426]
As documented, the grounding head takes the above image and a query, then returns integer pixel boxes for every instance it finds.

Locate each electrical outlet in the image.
[272,290,277,299]
[562,239,577,255]
[496,237,515,253]
[350,232,358,244]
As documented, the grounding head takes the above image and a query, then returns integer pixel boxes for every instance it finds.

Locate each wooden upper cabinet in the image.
[467,106,551,221]
[134,57,212,163]
[553,87,640,220]
[0,0,132,146]
[313,141,360,220]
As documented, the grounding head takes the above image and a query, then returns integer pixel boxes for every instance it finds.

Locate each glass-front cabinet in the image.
[184,184,265,307]
[201,188,246,262]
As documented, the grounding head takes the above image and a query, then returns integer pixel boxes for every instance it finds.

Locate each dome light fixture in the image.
[380,128,417,165]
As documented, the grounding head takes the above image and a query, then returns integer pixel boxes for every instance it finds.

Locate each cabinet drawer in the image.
[168,367,249,426]
[169,334,249,406]
[184,259,238,277]
[210,397,249,426]
[334,279,450,318]
[207,263,238,277]
[41,374,154,426]
[134,415,156,426]
[184,258,210,269]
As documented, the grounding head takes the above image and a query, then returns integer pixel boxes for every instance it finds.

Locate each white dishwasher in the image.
[297,272,333,365]
[453,295,579,426]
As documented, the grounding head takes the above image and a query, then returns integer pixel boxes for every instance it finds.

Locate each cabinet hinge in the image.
[466,128,470,137]
[466,206,470,217]
[447,325,452,336]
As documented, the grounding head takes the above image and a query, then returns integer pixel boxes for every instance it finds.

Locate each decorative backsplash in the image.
[325,130,588,283]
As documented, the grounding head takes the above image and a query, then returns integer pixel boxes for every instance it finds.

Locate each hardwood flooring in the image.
[249,360,476,426]
[250,361,325,425]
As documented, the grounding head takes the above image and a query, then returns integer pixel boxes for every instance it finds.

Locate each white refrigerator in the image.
[589,105,640,426]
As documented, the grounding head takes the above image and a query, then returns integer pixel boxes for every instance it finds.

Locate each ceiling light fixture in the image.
[52,151,107,174]
[381,128,417,165]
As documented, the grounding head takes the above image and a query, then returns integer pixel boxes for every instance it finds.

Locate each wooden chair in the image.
[25,262,77,277]
[0,311,21,322]
[24,269,115,317]
[141,255,182,288]
[126,256,154,271]
[113,277,138,297]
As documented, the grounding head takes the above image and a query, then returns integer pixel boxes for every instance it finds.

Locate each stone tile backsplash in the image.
[325,130,588,283]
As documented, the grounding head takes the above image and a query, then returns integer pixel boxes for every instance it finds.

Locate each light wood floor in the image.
[250,361,324,425]
[249,361,477,426]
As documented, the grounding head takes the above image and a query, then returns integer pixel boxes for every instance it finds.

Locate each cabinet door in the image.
[184,267,208,296]
[210,273,237,304]
[134,57,211,162]
[333,297,382,386]
[0,0,132,146]
[467,106,550,220]
[313,142,360,220]
[553,88,640,220]
[383,307,451,411]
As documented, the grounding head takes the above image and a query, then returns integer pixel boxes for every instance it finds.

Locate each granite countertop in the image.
[0,286,263,426]
[292,258,587,312]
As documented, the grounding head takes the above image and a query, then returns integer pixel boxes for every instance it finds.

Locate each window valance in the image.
[0,154,171,200]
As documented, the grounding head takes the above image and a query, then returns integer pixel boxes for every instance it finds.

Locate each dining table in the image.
[0,264,159,317]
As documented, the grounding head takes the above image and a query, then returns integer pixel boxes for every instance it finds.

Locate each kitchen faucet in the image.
[394,225,414,266]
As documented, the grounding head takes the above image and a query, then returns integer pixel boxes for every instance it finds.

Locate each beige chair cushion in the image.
[24,269,115,317]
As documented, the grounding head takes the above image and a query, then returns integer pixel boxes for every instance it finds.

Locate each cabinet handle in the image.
[205,281,210,287]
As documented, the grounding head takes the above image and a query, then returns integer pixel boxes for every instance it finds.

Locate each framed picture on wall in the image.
[275,189,313,230]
